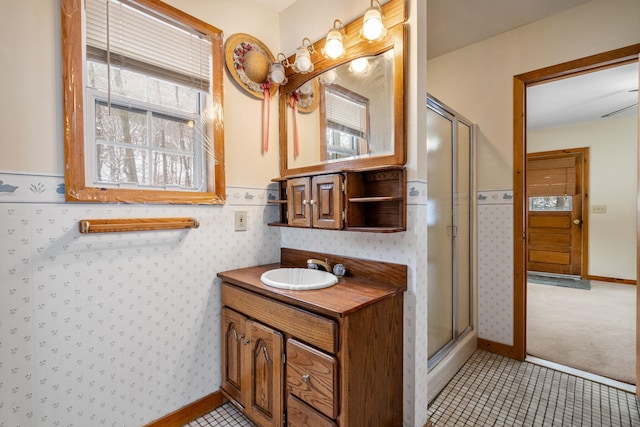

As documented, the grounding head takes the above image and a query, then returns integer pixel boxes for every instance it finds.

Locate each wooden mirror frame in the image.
[278,0,407,177]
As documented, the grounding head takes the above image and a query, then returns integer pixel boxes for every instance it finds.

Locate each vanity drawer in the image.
[286,339,338,419]
[287,394,337,427]
[221,283,337,353]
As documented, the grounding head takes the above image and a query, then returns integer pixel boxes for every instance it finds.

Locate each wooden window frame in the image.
[61,0,225,204]
[319,83,370,161]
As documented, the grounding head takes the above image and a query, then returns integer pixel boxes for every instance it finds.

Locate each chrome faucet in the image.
[307,258,331,272]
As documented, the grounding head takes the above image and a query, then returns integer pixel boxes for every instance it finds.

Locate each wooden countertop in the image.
[217,249,407,318]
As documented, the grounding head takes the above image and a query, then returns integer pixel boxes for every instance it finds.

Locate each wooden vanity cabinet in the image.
[269,166,405,232]
[219,250,406,427]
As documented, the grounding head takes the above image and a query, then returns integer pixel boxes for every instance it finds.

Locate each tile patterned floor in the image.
[186,350,640,426]
[183,402,254,427]
[428,350,640,427]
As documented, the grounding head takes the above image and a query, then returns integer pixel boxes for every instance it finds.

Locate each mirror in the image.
[279,23,406,176]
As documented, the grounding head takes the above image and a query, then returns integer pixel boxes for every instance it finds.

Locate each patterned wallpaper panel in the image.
[477,189,514,345]
[0,173,281,427]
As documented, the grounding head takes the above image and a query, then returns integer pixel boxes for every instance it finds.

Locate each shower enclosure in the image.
[426,95,476,371]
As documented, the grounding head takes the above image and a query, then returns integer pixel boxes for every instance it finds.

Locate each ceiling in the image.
[528,62,639,130]
[426,0,591,59]
[253,0,639,130]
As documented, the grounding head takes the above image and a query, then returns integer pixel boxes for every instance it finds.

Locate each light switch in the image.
[591,205,607,214]
[234,211,248,231]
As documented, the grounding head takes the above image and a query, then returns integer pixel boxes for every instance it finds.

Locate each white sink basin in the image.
[260,268,338,290]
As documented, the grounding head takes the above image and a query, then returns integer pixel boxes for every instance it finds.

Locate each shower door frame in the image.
[426,95,477,371]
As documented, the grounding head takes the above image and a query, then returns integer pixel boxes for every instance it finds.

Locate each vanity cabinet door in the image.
[245,320,284,427]
[221,307,246,406]
[221,308,284,427]
[311,174,343,230]
[287,177,312,227]
[287,175,344,229]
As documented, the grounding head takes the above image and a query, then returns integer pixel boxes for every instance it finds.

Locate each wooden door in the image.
[221,307,246,407]
[312,174,343,230]
[245,320,284,427]
[527,150,587,276]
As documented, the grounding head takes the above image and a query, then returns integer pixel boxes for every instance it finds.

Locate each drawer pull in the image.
[301,374,310,383]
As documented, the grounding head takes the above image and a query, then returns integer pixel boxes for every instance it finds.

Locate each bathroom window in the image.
[61,0,225,204]
[320,85,370,161]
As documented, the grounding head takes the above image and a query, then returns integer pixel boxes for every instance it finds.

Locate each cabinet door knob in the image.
[243,338,250,345]
[301,374,310,383]
[309,199,315,205]
[302,199,308,205]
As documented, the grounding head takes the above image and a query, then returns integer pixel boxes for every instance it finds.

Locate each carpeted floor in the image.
[527,280,636,385]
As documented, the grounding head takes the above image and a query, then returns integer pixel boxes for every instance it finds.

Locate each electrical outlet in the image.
[591,205,607,214]
[234,211,247,231]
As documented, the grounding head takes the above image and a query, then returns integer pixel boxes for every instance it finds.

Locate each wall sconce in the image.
[269,53,288,85]
[361,0,386,42]
[269,38,316,84]
[292,38,316,74]
[323,20,346,59]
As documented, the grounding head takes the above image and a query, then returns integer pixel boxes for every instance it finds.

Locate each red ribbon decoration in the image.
[289,92,300,158]
[261,81,272,154]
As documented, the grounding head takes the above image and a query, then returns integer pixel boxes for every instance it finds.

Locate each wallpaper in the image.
[0,172,281,427]
[477,189,514,345]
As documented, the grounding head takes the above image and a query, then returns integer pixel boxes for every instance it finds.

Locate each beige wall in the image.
[427,0,640,190]
[529,114,638,281]
[0,0,281,187]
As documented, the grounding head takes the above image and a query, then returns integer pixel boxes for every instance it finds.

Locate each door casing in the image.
[512,44,640,395]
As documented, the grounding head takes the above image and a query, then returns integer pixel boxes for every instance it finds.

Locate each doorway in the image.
[512,44,640,394]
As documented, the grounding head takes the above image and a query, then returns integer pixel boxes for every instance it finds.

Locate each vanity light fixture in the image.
[349,57,370,74]
[268,53,289,85]
[292,38,316,74]
[361,0,386,42]
[319,68,338,85]
[268,38,316,84]
[323,19,346,59]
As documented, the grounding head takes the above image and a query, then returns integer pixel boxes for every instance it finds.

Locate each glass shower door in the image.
[427,96,474,367]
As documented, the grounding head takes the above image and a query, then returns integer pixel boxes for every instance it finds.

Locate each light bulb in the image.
[269,62,286,85]
[299,81,314,95]
[323,29,344,59]
[319,69,338,85]
[294,47,312,73]
[362,6,386,41]
[350,57,370,73]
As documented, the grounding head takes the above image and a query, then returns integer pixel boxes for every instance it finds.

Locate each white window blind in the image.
[85,0,212,89]
[325,90,367,138]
